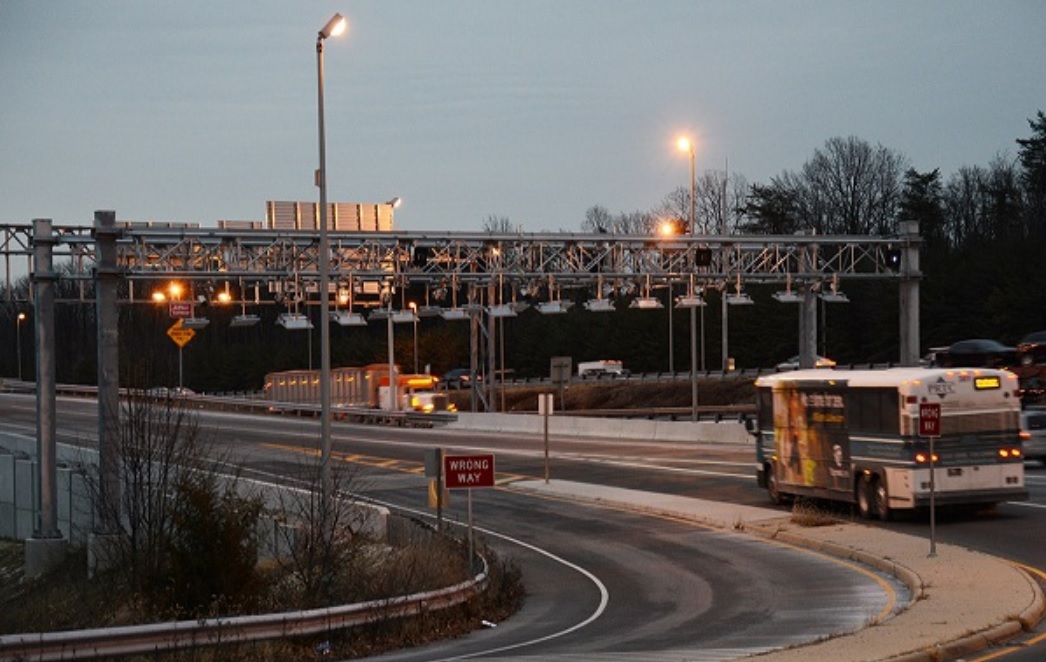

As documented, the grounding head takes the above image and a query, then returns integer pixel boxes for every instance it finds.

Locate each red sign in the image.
[919,402,941,437]
[169,302,194,318]
[443,453,496,489]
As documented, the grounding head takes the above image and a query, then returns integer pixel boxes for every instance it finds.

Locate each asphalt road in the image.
[3,394,1044,660]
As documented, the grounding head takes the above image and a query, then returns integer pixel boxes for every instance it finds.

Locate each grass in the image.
[0,537,525,660]
[789,499,840,527]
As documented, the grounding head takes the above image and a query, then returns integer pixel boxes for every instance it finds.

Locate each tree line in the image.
[3,111,1045,391]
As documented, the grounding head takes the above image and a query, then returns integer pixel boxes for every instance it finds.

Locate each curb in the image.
[507,481,1046,662]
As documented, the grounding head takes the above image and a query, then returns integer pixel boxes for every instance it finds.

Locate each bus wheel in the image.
[856,475,875,519]
[766,465,786,505]
[873,479,891,521]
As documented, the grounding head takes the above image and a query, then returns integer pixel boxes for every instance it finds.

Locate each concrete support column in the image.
[898,220,922,367]
[799,288,818,368]
[94,211,121,532]
[797,241,818,369]
[27,218,66,578]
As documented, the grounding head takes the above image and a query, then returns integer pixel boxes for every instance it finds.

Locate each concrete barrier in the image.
[446,412,751,445]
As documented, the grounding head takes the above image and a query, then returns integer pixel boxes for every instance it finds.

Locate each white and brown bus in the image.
[753,368,1027,519]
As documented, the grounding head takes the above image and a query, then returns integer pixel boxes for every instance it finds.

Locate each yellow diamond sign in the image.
[167,320,195,348]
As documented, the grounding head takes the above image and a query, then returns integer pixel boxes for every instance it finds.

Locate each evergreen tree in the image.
[1016,110,1046,236]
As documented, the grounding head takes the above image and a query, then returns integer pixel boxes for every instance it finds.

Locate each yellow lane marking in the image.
[966,562,1046,661]
[261,442,534,485]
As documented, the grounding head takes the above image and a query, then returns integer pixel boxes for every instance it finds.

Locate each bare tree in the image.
[85,385,264,617]
[696,170,749,235]
[581,205,614,233]
[799,136,907,235]
[482,215,516,233]
[272,458,372,606]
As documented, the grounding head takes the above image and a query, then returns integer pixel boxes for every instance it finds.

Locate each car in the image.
[145,386,195,397]
[1020,409,1046,463]
[936,339,1017,369]
[440,368,478,390]
[775,355,836,371]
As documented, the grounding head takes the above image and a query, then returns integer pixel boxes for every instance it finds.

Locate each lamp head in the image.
[677,136,693,154]
[319,13,347,40]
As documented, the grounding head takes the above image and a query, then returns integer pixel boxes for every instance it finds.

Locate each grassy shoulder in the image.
[0,536,525,660]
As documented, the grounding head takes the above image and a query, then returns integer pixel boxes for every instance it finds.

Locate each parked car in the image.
[775,355,836,371]
[1020,409,1046,463]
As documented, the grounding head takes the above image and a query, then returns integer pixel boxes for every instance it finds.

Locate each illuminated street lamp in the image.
[316,11,347,501]
[678,135,699,422]
[16,312,26,381]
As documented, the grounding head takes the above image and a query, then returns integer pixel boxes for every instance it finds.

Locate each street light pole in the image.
[678,137,699,422]
[409,301,419,374]
[316,12,346,505]
[16,312,26,381]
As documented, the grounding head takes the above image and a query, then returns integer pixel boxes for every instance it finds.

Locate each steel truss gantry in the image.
[4,217,921,407]
[3,222,916,292]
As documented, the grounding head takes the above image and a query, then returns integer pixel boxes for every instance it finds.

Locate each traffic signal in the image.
[695,247,713,267]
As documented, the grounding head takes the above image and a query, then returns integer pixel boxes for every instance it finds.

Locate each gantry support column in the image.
[25,218,66,577]
[87,210,126,577]
[898,221,921,367]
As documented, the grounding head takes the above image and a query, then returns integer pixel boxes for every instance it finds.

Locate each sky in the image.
[1,1,1044,233]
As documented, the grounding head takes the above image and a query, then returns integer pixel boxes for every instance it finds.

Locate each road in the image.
[3,394,1045,660]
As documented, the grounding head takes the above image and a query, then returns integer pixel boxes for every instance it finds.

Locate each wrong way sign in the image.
[919,402,941,437]
[443,453,495,489]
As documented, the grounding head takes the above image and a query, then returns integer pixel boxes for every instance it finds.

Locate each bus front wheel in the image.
[766,464,786,505]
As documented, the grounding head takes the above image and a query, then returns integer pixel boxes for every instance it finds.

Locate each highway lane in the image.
[0,394,908,660]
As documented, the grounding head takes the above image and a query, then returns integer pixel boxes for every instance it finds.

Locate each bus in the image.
[753,368,1027,519]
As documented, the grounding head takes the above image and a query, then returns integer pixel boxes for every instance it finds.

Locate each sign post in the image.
[166,320,196,390]
[550,356,571,411]
[424,448,446,531]
[539,393,554,483]
[919,402,941,557]
[443,453,495,572]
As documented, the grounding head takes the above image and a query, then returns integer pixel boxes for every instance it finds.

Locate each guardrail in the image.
[0,557,489,661]
[566,403,756,422]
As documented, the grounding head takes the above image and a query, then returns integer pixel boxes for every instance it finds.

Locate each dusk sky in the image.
[2,1,1043,233]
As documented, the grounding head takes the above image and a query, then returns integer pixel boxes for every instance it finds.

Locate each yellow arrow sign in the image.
[167,320,195,348]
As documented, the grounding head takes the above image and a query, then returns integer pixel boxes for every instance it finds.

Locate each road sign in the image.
[169,302,194,318]
[166,321,195,348]
[443,453,495,489]
[919,402,941,437]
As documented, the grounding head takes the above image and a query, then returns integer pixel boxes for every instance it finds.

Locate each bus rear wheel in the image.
[856,474,875,519]
[873,479,891,521]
